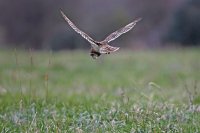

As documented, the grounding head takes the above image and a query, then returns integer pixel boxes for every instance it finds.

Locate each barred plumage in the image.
[60,10,98,49]
[60,10,141,59]
[103,18,142,43]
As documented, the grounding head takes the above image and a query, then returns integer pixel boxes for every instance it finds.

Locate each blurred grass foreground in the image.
[0,49,200,132]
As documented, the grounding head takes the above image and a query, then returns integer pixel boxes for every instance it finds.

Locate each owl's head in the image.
[90,52,101,59]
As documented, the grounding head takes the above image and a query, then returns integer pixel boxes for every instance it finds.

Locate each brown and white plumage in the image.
[60,10,141,59]
[102,18,142,43]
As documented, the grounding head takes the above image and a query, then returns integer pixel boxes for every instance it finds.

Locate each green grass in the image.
[0,49,199,132]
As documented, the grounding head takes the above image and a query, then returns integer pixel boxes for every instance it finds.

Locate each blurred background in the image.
[0,0,199,50]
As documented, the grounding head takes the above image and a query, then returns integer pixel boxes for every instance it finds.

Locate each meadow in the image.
[0,49,199,132]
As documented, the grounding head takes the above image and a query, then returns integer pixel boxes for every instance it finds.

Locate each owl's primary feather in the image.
[60,10,98,48]
[103,18,142,43]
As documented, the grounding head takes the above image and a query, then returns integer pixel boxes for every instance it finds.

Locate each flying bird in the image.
[60,10,141,59]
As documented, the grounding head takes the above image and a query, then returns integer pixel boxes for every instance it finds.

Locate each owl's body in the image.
[60,10,141,59]
[89,41,119,59]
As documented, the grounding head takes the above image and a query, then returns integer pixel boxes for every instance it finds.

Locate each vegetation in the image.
[0,49,199,132]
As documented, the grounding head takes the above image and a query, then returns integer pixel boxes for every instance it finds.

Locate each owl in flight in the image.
[60,10,141,59]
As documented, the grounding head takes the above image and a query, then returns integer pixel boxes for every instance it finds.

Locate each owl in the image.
[60,10,141,59]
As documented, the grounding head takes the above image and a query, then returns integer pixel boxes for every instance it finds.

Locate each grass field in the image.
[0,49,199,132]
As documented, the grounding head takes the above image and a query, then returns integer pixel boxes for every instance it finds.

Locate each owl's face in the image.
[90,52,101,59]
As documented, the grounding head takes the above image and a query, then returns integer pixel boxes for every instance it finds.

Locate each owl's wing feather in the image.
[60,10,97,47]
[103,18,142,43]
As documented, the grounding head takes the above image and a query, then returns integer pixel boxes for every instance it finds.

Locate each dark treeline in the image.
[0,0,199,50]
[165,0,200,46]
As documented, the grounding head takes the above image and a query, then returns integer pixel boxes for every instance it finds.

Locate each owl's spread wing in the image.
[103,18,142,43]
[60,10,98,47]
